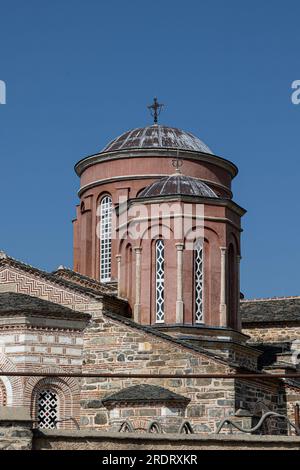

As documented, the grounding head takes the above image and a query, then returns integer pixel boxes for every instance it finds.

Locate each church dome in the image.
[137,173,218,199]
[101,125,213,154]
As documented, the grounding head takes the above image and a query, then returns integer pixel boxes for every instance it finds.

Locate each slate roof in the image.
[102,384,190,405]
[52,267,117,295]
[0,252,126,306]
[138,174,218,199]
[0,292,90,320]
[241,297,300,324]
[101,125,213,154]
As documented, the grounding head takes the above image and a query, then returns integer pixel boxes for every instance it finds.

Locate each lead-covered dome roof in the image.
[138,173,218,199]
[101,125,213,154]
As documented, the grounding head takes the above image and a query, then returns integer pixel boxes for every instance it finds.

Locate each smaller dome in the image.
[138,174,218,199]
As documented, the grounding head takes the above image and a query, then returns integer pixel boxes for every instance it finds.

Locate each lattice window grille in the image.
[37,390,59,429]
[155,239,165,323]
[194,241,204,324]
[100,195,112,282]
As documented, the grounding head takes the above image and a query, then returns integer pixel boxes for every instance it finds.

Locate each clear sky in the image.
[0,0,299,299]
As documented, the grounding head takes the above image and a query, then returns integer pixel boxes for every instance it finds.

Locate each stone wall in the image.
[81,314,235,433]
[33,429,300,450]
[243,324,300,344]
[0,407,32,450]
[234,379,288,434]
[80,311,295,435]
[0,329,84,370]
[285,384,300,427]
[106,403,186,434]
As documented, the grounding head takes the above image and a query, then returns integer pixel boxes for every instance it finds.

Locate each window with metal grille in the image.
[37,390,59,429]
[194,241,204,324]
[155,239,165,323]
[100,195,112,282]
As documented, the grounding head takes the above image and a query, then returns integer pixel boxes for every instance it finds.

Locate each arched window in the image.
[37,389,59,429]
[194,241,204,324]
[228,243,237,329]
[155,239,165,323]
[100,195,112,282]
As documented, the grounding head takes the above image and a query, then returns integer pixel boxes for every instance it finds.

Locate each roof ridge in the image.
[52,267,116,293]
[241,296,300,302]
[0,253,125,302]
[102,383,189,404]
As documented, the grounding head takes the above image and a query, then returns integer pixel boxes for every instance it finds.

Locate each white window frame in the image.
[155,239,165,323]
[100,195,112,283]
[194,241,204,324]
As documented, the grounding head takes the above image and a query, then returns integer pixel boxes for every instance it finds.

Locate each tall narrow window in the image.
[228,243,237,329]
[37,390,59,429]
[155,239,165,323]
[100,195,112,282]
[194,241,204,324]
[125,244,133,301]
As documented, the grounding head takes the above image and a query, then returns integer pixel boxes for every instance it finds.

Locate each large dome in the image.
[101,125,213,154]
[137,173,218,199]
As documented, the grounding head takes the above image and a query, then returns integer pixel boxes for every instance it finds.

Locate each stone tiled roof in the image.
[0,252,126,306]
[138,174,218,199]
[102,384,189,405]
[52,267,117,295]
[0,292,91,320]
[241,297,300,324]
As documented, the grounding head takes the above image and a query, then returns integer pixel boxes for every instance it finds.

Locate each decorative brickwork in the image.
[0,353,23,406]
[0,379,7,406]
[0,267,90,308]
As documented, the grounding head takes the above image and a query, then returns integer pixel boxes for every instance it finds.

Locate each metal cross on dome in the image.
[172,151,183,173]
[147,97,164,124]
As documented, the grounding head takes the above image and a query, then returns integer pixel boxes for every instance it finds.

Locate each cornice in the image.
[78,174,232,199]
[74,148,238,179]
[0,324,84,332]
[129,195,246,218]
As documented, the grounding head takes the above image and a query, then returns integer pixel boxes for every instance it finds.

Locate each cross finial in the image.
[172,151,183,173]
[147,97,164,124]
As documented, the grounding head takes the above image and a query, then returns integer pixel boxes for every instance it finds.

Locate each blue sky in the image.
[0,0,299,298]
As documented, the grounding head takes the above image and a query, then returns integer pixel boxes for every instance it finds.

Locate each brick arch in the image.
[0,353,23,406]
[24,366,80,430]
[0,379,7,405]
[140,222,174,245]
[131,418,150,432]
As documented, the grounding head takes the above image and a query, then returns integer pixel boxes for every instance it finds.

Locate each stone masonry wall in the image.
[33,430,300,450]
[0,407,33,450]
[285,384,300,432]
[234,379,286,434]
[0,421,32,450]
[243,325,300,344]
[81,314,238,434]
